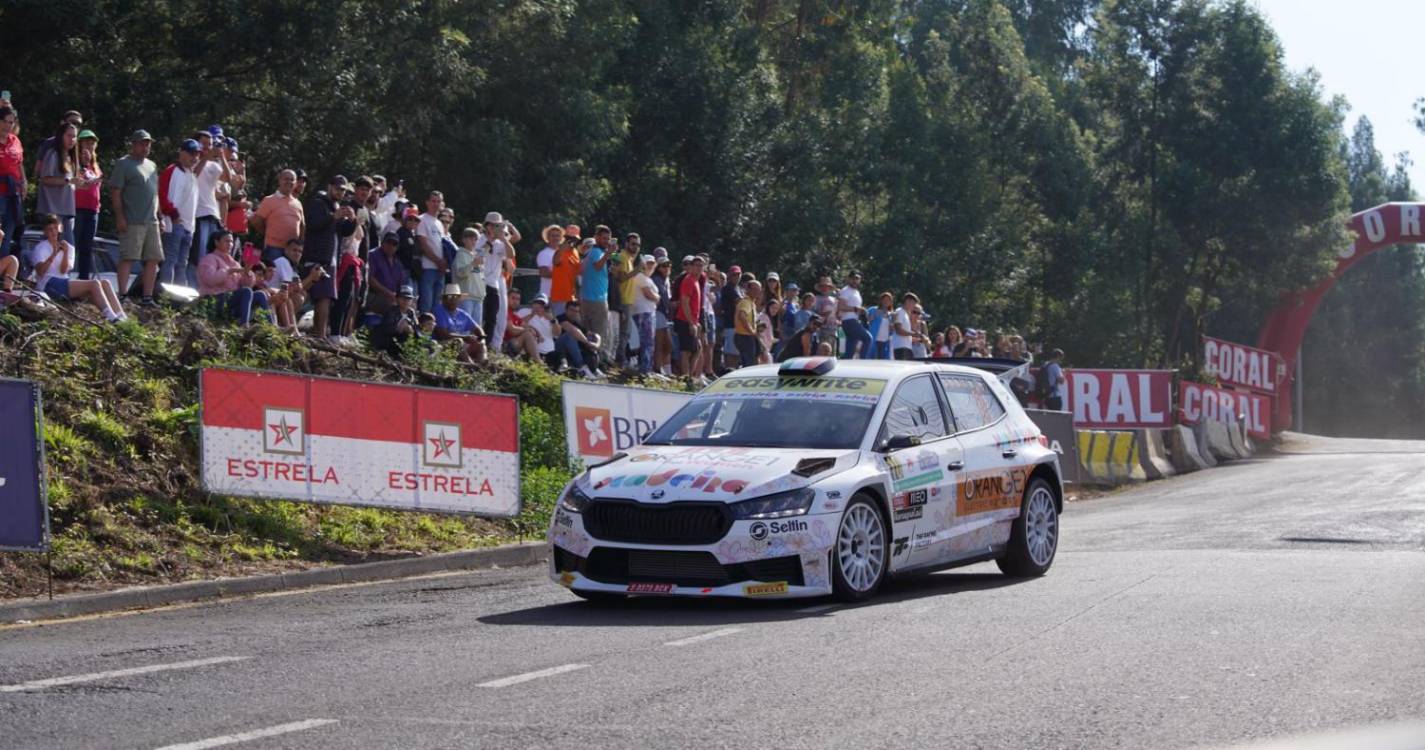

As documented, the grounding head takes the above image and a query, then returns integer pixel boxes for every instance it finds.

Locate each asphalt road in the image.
[2,432,1423,749]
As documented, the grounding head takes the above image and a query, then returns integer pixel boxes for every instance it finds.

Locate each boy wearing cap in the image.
[158,139,201,287]
[110,130,163,304]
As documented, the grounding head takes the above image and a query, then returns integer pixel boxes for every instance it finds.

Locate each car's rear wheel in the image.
[831,494,889,602]
[997,477,1058,577]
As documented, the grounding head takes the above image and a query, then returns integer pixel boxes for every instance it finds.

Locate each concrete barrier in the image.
[1076,430,1147,486]
[1166,425,1208,473]
[1136,430,1176,480]
[1191,423,1220,468]
[1226,420,1251,459]
[1237,418,1257,456]
[1203,419,1236,461]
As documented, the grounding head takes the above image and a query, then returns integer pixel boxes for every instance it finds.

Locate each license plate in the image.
[627,582,675,594]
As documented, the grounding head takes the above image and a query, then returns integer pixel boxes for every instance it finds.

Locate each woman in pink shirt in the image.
[74,130,104,280]
[198,230,270,325]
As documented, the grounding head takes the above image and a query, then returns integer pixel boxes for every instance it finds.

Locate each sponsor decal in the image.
[743,581,790,597]
[594,468,749,495]
[554,509,574,528]
[701,376,887,404]
[650,489,666,500]
[893,506,924,522]
[562,382,691,463]
[627,582,675,594]
[956,469,1027,516]
[893,536,910,556]
[226,458,340,485]
[574,406,614,459]
[749,519,809,541]
[627,447,783,468]
[422,421,463,468]
[824,490,842,499]
[893,470,943,492]
[913,530,935,550]
[386,472,494,496]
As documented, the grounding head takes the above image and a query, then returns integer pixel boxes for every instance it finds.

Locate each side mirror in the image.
[882,434,921,452]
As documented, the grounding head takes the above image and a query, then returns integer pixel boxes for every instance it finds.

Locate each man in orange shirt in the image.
[249,169,304,264]
[549,223,582,316]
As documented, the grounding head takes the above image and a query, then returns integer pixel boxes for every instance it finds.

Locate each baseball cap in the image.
[682,255,696,264]
[766,271,780,281]
[532,294,550,306]
[653,246,668,259]
[564,224,581,239]
[403,207,420,219]
[484,211,504,225]
[77,129,97,142]
[965,327,980,337]
[847,270,862,278]
[656,256,672,266]
[397,285,416,299]
[380,232,398,245]
[728,265,742,274]
[129,129,153,143]
[641,254,655,264]
[786,282,800,291]
[207,124,224,138]
[225,137,238,152]
[294,168,308,181]
[179,139,202,154]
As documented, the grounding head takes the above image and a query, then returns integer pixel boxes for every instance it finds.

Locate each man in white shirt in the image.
[520,295,558,362]
[837,270,871,359]
[890,291,918,360]
[193,127,232,270]
[535,225,558,300]
[478,211,513,350]
[414,190,449,314]
[159,140,201,286]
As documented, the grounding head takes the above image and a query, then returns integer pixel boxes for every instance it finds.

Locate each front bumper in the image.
[548,507,837,598]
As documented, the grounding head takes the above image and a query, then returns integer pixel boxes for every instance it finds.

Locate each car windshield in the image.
[642,375,885,450]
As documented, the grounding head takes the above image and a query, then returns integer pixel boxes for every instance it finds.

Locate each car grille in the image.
[583,500,731,545]
[575,548,806,588]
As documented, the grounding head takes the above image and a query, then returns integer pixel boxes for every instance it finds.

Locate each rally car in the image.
[548,357,1063,602]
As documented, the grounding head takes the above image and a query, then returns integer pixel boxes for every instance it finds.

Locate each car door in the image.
[875,374,965,569]
[937,373,1020,549]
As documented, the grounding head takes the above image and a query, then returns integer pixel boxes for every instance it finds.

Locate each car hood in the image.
[582,446,860,503]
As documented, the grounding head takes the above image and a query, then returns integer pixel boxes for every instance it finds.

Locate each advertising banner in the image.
[0,378,47,551]
[1179,380,1273,441]
[1202,336,1286,395]
[561,381,693,464]
[1066,369,1174,430]
[201,368,521,517]
[1024,408,1081,484]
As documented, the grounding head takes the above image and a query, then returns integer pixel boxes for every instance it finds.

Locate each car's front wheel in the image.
[997,476,1059,577]
[831,494,889,602]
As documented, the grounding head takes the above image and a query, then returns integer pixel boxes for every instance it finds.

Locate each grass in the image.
[0,307,577,599]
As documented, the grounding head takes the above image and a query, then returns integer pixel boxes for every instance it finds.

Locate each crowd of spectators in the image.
[0,101,1056,388]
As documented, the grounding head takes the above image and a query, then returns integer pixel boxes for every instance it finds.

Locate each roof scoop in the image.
[792,457,837,478]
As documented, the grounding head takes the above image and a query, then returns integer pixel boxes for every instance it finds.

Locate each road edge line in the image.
[0,541,547,625]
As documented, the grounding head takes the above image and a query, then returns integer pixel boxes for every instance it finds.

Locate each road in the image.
[2,432,1423,749]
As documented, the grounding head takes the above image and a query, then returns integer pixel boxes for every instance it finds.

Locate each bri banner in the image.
[200,368,520,517]
[561,381,693,465]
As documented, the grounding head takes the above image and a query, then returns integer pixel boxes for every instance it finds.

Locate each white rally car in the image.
[548,357,1063,602]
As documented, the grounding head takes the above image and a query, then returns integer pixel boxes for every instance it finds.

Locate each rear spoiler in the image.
[915,357,1031,385]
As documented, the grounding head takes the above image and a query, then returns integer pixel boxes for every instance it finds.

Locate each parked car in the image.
[549,356,1064,602]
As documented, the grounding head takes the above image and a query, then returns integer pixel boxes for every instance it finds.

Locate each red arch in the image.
[1257,202,1425,431]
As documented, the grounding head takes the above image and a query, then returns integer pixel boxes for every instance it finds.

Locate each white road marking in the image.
[152,719,338,749]
[663,627,745,647]
[477,663,589,688]
[0,656,250,693]
[797,603,839,614]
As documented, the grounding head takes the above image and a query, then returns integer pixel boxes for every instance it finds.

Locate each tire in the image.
[831,494,890,602]
[997,476,1059,577]
[572,589,626,604]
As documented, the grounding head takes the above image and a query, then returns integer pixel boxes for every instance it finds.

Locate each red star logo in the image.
[429,430,456,459]
[269,416,299,446]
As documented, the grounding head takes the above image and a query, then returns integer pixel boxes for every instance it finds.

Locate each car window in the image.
[880,375,949,443]
[938,374,1006,433]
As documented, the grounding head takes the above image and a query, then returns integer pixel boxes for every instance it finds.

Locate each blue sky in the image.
[1254,0,1425,193]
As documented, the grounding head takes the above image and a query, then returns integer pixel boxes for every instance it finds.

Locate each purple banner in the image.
[0,379,46,551]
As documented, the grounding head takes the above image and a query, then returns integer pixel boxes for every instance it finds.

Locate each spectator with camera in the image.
[478,211,514,350]
[197,229,270,325]
[36,121,78,248]
[73,130,103,280]
[193,126,233,264]
[579,225,613,360]
[30,213,126,321]
[301,175,358,337]
[372,284,419,356]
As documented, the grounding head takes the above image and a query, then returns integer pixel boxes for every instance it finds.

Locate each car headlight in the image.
[730,488,815,520]
[559,484,593,513]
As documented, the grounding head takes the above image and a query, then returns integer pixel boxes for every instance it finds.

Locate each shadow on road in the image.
[477,571,1027,628]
